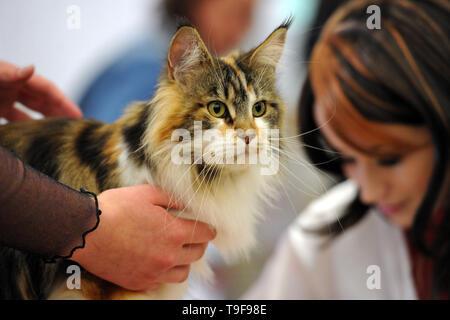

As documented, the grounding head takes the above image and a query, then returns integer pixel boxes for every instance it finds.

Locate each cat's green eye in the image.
[207,101,227,118]
[252,101,266,117]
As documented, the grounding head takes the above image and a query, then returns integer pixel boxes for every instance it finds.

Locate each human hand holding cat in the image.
[71,184,217,292]
[0,60,82,121]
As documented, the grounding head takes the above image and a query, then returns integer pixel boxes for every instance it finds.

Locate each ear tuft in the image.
[279,16,293,30]
[175,17,195,31]
[167,26,213,83]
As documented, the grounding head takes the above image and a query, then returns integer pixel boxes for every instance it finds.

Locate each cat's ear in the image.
[248,19,291,68]
[167,25,214,84]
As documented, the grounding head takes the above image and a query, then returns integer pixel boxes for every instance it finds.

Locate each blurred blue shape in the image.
[78,39,166,123]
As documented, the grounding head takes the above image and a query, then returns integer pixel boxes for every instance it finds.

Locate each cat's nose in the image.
[237,131,256,145]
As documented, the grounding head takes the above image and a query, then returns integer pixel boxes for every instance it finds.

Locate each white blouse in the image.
[244,180,418,299]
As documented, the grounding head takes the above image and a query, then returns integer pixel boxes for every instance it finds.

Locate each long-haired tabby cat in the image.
[0,21,289,299]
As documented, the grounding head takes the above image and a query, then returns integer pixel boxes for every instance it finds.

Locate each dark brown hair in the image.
[160,0,201,32]
[299,0,449,298]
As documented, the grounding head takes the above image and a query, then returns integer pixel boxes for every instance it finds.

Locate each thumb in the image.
[0,61,34,83]
[16,65,35,81]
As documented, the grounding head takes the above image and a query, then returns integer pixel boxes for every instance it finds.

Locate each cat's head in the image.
[148,21,290,180]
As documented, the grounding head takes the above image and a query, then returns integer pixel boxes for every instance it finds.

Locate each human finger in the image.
[21,73,82,118]
[155,265,191,283]
[3,105,32,121]
[17,89,80,119]
[172,218,217,244]
[174,243,208,265]
[138,184,186,211]
[0,61,34,84]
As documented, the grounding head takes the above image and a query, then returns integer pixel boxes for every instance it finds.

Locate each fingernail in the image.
[17,65,34,77]
[209,224,217,235]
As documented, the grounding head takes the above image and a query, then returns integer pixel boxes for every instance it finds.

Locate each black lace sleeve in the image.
[0,145,100,260]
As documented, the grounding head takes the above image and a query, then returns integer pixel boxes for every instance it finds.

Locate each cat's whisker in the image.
[167,147,221,223]
[165,160,199,214]
[274,173,301,217]
[175,163,217,222]
[149,143,173,156]
[209,162,224,222]
[268,143,339,168]
[262,143,328,195]
[145,145,199,215]
[146,145,205,226]
[133,132,154,155]
[267,136,341,159]
[275,160,323,198]
[188,163,221,244]
[273,143,340,184]
[161,160,210,230]
[185,165,212,243]
[269,102,338,141]
[198,139,327,198]
[266,144,336,193]
[166,151,207,203]
[294,142,342,156]
[280,168,325,204]
[151,141,189,159]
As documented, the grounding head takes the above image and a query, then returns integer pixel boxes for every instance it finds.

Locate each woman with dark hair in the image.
[245,0,449,299]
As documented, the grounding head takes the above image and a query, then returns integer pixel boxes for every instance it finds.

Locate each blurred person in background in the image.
[78,0,256,123]
[245,0,449,299]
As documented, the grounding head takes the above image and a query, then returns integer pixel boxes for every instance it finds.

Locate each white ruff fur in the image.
[118,140,278,299]
[48,136,280,300]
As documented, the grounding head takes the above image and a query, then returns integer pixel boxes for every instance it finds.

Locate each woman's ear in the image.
[167,25,214,85]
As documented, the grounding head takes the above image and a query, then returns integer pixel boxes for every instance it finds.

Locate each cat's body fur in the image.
[0,22,289,299]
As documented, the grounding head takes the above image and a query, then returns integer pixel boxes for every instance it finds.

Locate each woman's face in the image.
[191,0,255,55]
[314,105,435,229]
